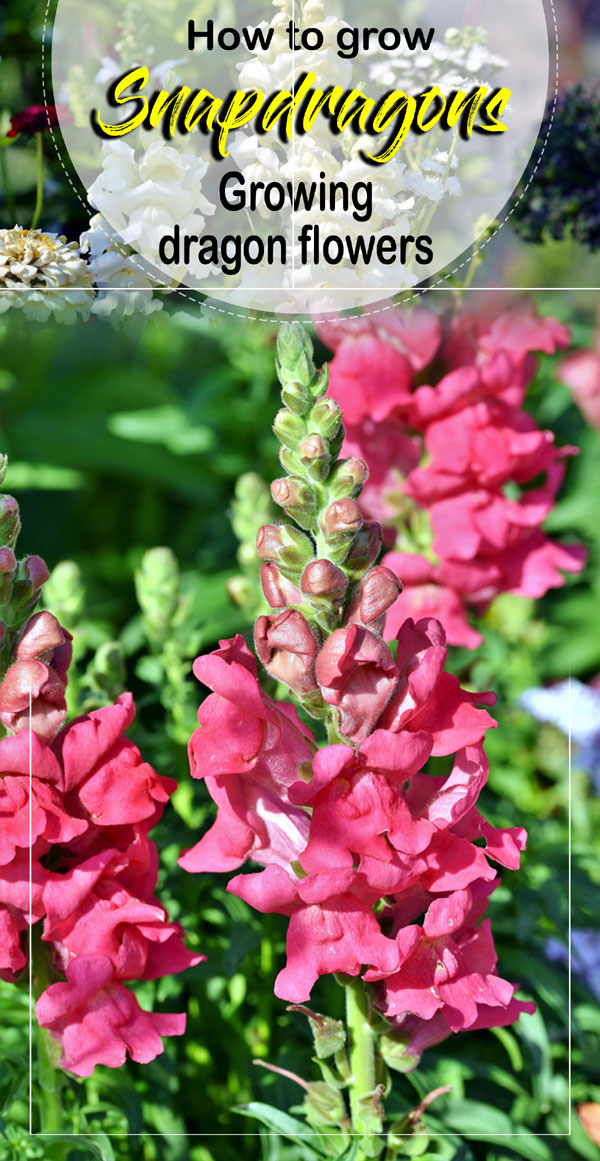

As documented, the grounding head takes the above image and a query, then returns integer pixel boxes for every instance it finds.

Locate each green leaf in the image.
[235,1103,326,1152]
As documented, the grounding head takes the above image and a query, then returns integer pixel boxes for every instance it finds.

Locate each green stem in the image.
[345,977,378,1140]
[31,925,63,1132]
[31,134,45,230]
[0,145,17,225]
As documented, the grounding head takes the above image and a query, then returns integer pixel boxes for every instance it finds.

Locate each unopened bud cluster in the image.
[0,465,72,742]
[254,324,401,727]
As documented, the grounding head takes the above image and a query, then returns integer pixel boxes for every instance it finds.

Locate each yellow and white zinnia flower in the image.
[0,227,94,322]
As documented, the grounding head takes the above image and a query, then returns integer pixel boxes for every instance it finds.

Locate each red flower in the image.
[6,105,60,138]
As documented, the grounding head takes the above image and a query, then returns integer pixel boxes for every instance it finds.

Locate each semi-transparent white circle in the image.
[51,0,552,316]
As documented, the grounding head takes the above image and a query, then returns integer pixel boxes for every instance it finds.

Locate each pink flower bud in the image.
[0,612,73,741]
[315,625,397,743]
[300,560,348,600]
[256,524,314,571]
[298,434,329,461]
[346,566,402,631]
[271,477,316,516]
[0,548,17,574]
[255,610,319,693]
[329,457,369,499]
[260,563,303,609]
[12,555,50,607]
[344,522,383,573]
[15,611,73,682]
[0,547,17,604]
[320,499,363,537]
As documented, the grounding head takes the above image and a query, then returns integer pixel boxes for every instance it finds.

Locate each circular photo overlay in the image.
[50,0,553,315]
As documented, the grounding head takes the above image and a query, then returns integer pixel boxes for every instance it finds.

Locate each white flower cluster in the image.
[0,228,94,323]
[367,26,507,96]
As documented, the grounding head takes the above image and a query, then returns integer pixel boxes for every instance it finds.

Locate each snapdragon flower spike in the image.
[0,479,201,1075]
[182,323,532,1082]
[318,303,585,648]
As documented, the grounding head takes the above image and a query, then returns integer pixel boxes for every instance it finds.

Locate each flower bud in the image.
[0,611,73,742]
[329,457,369,500]
[287,1005,347,1058]
[226,575,256,608]
[298,434,331,481]
[281,380,309,416]
[303,1082,347,1129]
[309,396,343,441]
[0,495,21,548]
[0,547,17,605]
[256,524,314,572]
[277,322,315,382]
[320,498,363,537]
[15,611,72,681]
[278,446,301,476]
[254,610,319,693]
[11,555,50,610]
[273,408,305,450]
[43,560,85,627]
[135,547,180,644]
[346,566,402,632]
[271,477,317,528]
[344,522,383,575]
[87,640,125,701]
[316,625,396,743]
[379,1032,419,1075]
[260,563,302,609]
[300,559,348,601]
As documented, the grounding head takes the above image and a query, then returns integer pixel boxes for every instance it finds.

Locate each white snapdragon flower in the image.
[80,214,164,317]
[87,139,216,279]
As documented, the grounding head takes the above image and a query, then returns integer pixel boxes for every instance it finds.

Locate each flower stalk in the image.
[31,133,45,230]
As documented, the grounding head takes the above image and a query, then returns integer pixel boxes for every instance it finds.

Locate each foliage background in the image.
[1,0,600,1158]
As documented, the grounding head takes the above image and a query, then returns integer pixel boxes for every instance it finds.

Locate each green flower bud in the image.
[310,396,343,441]
[273,408,306,450]
[135,547,180,643]
[303,1083,347,1128]
[281,380,310,417]
[379,1032,419,1074]
[88,640,125,700]
[226,575,257,608]
[278,446,302,476]
[0,495,21,549]
[43,560,85,628]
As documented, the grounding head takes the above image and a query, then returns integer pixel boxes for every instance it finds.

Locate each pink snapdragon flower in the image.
[318,303,585,647]
[36,956,186,1078]
[178,636,314,874]
[0,693,202,1074]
